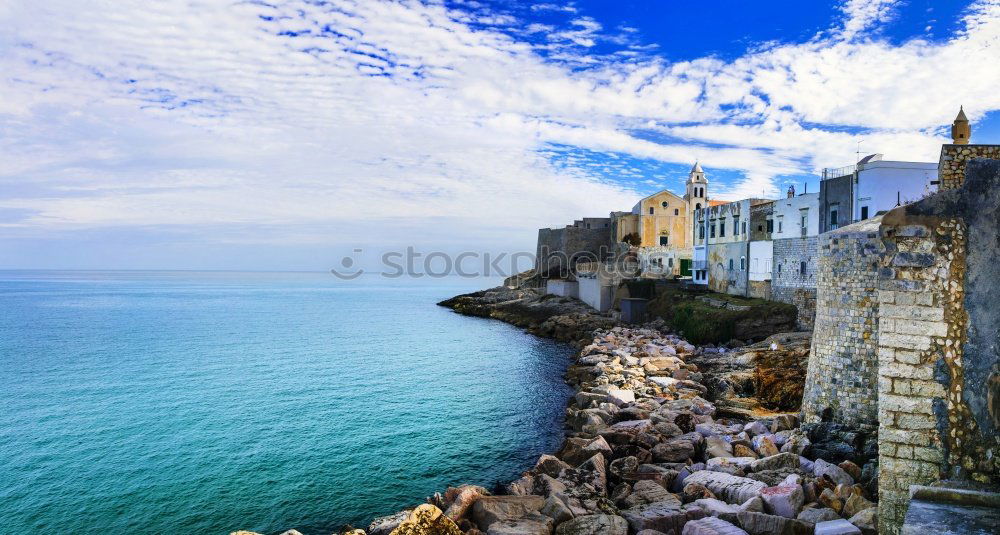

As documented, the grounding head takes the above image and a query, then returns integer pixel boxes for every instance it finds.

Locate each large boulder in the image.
[847,507,877,535]
[559,436,613,466]
[554,514,628,535]
[681,516,749,535]
[813,518,862,534]
[747,452,799,473]
[623,480,675,508]
[813,459,854,486]
[485,513,554,535]
[759,485,803,518]
[796,507,839,525]
[735,511,811,535]
[472,496,546,531]
[653,439,696,462]
[389,504,464,535]
[623,498,705,534]
[443,485,489,521]
[682,471,768,505]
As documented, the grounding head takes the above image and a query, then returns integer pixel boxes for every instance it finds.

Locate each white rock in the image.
[814,518,862,534]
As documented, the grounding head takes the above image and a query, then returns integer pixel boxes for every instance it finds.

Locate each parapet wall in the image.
[801,218,883,431]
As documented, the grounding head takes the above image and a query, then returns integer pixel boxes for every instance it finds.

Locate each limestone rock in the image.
[623,498,705,534]
[681,516,749,535]
[795,507,839,525]
[847,507,877,535]
[559,436,613,466]
[540,495,573,524]
[759,485,804,518]
[486,512,553,535]
[653,438,696,462]
[733,444,758,459]
[813,518,862,534]
[444,485,489,521]
[841,493,875,518]
[755,437,779,457]
[735,511,811,535]
[370,509,412,535]
[813,459,854,486]
[705,437,734,459]
[623,480,675,508]
[682,471,768,505]
[818,489,843,513]
[390,504,464,535]
[554,514,628,535]
[837,460,861,482]
[748,452,799,473]
[607,388,636,407]
[472,496,545,531]
[535,455,571,478]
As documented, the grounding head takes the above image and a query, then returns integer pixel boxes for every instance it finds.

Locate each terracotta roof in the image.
[708,200,727,206]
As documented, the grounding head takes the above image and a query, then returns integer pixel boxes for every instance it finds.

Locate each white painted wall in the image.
[577,276,614,312]
[546,279,579,299]
[749,240,773,281]
[855,161,937,221]
[772,192,819,239]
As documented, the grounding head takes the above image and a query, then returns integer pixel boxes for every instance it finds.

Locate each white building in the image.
[853,158,937,221]
[772,192,820,239]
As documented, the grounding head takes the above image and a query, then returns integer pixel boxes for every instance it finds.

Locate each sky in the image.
[1,0,999,271]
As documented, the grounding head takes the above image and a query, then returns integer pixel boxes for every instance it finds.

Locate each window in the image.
[662,201,668,208]
[649,207,654,215]
[861,206,869,220]
[777,263,782,274]
[733,216,740,235]
[742,222,747,235]
[710,221,716,238]
[740,256,746,271]
[800,209,809,237]
[659,236,668,246]
[800,261,807,276]
[729,259,734,270]
[829,203,839,230]
[766,219,773,233]
[668,258,674,267]
[674,208,679,216]
[699,225,705,239]
[777,216,784,233]
[719,221,726,237]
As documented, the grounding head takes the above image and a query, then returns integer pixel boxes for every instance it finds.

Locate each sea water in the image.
[0,271,574,533]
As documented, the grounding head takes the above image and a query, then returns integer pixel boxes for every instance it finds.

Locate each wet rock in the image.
[554,514,627,535]
[390,504,464,535]
[370,509,412,535]
[681,516,749,535]
[759,485,804,518]
[813,518,862,534]
[682,471,768,505]
[472,496,546,531]
[735,511,811,535]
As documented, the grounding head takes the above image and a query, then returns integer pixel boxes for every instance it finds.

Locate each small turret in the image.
[787,185,796,198]
[951,106,970,145]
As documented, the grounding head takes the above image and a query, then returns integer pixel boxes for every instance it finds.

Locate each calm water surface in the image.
[0,271,574,534]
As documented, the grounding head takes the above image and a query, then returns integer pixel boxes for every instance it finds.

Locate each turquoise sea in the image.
[0,271,575,534]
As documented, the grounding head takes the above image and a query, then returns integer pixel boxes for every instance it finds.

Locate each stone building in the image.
[803,109,1000,534]
[747,200,774,299]
[701,198,771,296]
[771,190,820,329]
[535,217,613,278]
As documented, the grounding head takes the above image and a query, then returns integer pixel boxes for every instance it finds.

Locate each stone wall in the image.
[937,144,1000,190]
[536,226,613,278]
[707,241,748,296]
[875,158,1000,534]
[801,218,883,432]
[772,236,818,329]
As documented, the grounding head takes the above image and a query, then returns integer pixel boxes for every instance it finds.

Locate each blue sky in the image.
[1,0,998,270]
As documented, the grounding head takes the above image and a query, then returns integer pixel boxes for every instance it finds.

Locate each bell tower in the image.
[685,161,708,211]
[951,106,971,145]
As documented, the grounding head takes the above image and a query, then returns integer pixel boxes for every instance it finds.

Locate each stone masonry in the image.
[937,144,1000,190]
[772,236,818,329]
[801,218,883,432]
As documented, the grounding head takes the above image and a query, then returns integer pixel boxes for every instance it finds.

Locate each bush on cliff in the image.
[646,285,797,345]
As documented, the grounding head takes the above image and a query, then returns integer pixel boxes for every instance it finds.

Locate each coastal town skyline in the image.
[3,0,1000,270]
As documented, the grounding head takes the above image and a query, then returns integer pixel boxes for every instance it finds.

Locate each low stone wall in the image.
[938,144,1000,190]
[801,218,883,433]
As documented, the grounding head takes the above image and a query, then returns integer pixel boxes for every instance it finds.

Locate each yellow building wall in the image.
[614,214,641,242]
[638,192,691,249]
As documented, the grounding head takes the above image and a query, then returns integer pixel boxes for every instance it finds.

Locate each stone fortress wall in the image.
[771,236,819,329]
[803,155,1000,535]
[801,218,883,432]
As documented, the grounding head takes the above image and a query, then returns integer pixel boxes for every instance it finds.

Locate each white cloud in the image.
[1,0,999,266]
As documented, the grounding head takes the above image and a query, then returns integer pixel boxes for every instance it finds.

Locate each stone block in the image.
[682,516,749,535]
[760,485,804,518]
[683,471,769,505]
[813,518,862,534]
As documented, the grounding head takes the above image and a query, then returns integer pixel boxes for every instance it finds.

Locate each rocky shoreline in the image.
[234,288,879,535]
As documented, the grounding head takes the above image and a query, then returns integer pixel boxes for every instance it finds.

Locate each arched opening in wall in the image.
[696,203,702,210]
